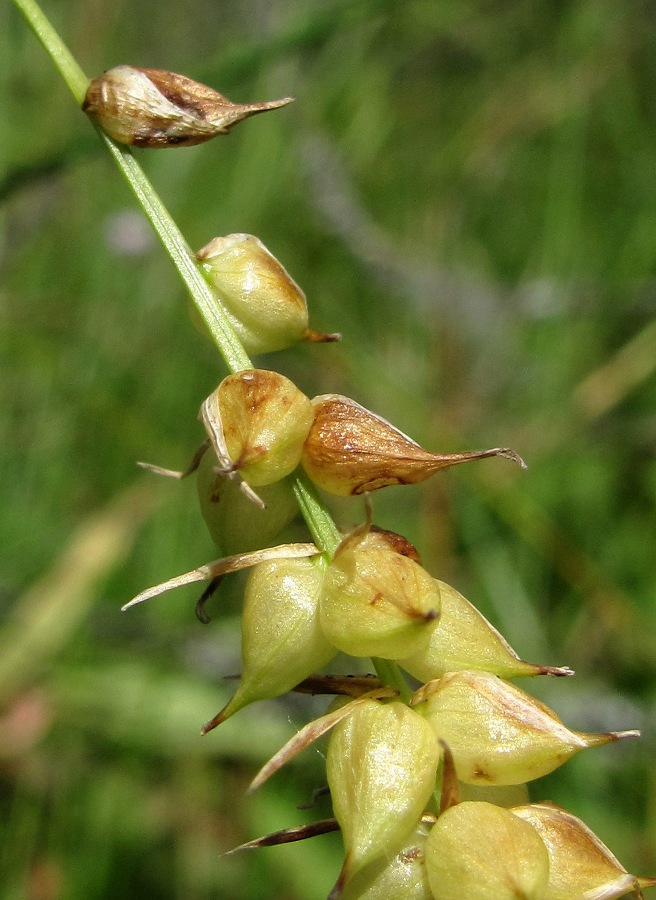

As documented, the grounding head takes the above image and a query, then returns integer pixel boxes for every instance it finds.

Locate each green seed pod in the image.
[398,580,572,682]
[320,528,441,659]
[512,802,656,900]
[301,394,524,496]
[414,670,639,785]
[327,699,441,893]
[424,801,550,900]
[203,556,336,730]
[196,234,339,354]
[83,66,293,147]
[341,822,433,900]
[210,369,313,487]
[196,447,298,554]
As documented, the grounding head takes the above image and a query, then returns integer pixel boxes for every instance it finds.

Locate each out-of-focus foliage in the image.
[1,0,655,897]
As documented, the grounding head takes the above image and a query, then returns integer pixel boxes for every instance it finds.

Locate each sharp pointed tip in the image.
[121,597,141,611]
[543,665,575,677]
[498,448,528,469]
[201,708,228,735]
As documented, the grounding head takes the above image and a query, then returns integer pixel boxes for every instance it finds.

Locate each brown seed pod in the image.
[82,66,293,147]
[301,395,526,496]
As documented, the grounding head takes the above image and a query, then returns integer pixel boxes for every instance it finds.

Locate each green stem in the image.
[97,137,252,372]
[12,0,88,103]
[372,658,412,703]
[292,471,341,559]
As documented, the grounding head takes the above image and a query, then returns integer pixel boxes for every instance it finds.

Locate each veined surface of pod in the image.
[512,802,656,900]
[196,447,298,554]
[211,369,313,487]
[83,66,293,147]
[202,556,336,731]
[340,822,433,900]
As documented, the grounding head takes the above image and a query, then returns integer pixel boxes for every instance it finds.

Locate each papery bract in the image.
[302,394,524,496]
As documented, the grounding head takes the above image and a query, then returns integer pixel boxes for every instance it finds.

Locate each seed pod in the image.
[424,801,550,900]
[202,556,336,732]
[196,447,298,554]
[301,395,525,496]
[320,528,441,659]
[398,579,573,682]
[196,234,340,354]
[512,802,656,900]
[340,822,433,900]
[82,66,293,147]
[327,699,441,896]
[414,670,639,785]
[206,370,313,488]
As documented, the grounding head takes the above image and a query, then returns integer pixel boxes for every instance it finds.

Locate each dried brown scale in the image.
[292,674,382,697]
[368,526,422,562]
[302,394,526,496]
[83,66,293,148]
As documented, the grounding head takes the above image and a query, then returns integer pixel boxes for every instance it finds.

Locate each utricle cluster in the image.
[128,226,652,900]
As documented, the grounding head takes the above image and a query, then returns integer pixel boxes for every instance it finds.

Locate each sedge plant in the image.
[13,1,656,898]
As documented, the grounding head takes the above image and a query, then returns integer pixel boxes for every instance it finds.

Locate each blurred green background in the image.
[1,0,655,897]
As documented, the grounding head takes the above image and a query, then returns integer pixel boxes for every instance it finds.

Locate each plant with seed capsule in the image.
[13,1,655,898]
